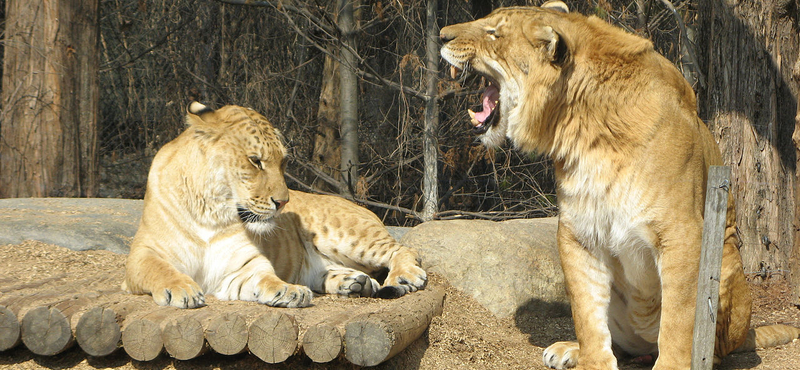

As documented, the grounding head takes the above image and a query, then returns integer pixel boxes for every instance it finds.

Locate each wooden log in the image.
[0,273,68,293]
[75,306,121,357]
[0,305,20,351]
[300,307,364,363]
[248,311,298,363]
[691,166,730,370]
[19,293,103,356]
[73,293,154,357]
[20,306,72,356]
[206,312,248,355]
[303,323,342,363]
[121,306,183,361]
[162,309,215,360]
[343,286,445,366]
[122,317,163,361]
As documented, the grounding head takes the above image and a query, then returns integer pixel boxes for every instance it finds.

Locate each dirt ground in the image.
[1,241,799,370]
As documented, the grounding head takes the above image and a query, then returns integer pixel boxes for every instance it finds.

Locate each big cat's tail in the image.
[734,324,800,353]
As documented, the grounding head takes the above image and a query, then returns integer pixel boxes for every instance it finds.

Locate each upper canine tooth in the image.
[450,66,458,79]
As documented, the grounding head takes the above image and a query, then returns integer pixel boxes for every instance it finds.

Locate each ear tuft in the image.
[541,0,569,13]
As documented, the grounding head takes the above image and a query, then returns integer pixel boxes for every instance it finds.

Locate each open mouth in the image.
[449,65,500,135]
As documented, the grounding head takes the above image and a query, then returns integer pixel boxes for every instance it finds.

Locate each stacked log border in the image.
[0,285,445,366]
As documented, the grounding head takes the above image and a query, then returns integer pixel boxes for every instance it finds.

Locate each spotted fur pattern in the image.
[440,2,799,369]
[122,103,426,308]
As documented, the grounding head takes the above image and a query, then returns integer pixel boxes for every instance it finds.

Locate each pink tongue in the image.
[474,84,499,123]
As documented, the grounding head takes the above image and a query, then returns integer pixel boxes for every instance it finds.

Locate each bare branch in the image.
[657,0,706,88]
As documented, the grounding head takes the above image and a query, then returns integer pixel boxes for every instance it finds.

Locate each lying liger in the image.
[123,102,426,308]
[440,1,798,369]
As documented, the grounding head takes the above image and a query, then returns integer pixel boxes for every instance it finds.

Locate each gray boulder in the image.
[400,217,569,318]
[0,198,141,254]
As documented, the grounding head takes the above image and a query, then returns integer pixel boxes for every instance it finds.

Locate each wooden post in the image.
[691,165,730,370]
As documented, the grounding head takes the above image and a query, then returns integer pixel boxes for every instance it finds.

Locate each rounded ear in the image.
[541,0,569,13]
[185,101,215,126]
[541,26,569,65]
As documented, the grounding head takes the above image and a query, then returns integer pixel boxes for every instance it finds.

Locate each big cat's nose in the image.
[440,30,455,43]
[272,198,288,210]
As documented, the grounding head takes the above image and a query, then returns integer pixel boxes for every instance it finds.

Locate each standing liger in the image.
[439,1,799,369]
[123,102,426,309]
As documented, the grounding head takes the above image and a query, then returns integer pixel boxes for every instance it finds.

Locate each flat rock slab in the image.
[0,198,142,255]
[400,217,569,318]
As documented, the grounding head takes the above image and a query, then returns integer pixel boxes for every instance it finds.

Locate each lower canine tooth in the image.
[468,109,479,126]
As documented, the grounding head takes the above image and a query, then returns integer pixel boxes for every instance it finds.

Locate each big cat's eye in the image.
[486,29,496,35]
[248,156,263,170]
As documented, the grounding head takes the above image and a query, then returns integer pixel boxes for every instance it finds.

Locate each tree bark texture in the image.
[1,0,99,198]
[696,1,798,294]
[421,0,440,221]
[312,55,342,192]
[337,0,359,197]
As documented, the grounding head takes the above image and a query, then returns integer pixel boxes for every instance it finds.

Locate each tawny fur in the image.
[440,2,799,369]
[123,103,426,309]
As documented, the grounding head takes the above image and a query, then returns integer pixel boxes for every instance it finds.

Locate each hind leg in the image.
[320,266,380,298]
[713,234,751,359]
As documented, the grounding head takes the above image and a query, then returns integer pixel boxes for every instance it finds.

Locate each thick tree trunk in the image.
[0,0,98,197]
[312,56,342,192]
[696,1,798,297]
[794,57,800,304]
[337,0,358,197]
[421,0,439,221]
[0,0,99,198]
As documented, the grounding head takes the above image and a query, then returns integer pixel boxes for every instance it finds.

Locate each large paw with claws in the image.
[543,341,580,369]
[380,265,428,299]
[152,276,206,309]
[255,282,313,308]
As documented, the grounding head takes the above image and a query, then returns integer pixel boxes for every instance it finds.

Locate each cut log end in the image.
[248,311,298,363]
[344,319,392,366]
[0,305,21,351]
[162,315,206,360]
[343,286,445,366]
[302,323,342,363]
[122,318,162,361]
[21,306,73,356]
[206,312,248,355]
[75,306,121,357]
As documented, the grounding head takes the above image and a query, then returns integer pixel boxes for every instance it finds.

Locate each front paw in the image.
[381,265,427,298]
[152,277,205,308]
[543,341,580,369]
[255,282,313,308]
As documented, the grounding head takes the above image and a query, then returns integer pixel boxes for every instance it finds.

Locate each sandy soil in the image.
[1,241,799,370]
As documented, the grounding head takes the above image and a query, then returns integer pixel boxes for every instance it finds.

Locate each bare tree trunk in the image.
[421,0,439,221]
[793,57,800,304]
[337,0,358,197]
[312,55,342,192]
[696,1,798,294]
[1,0,100,198]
